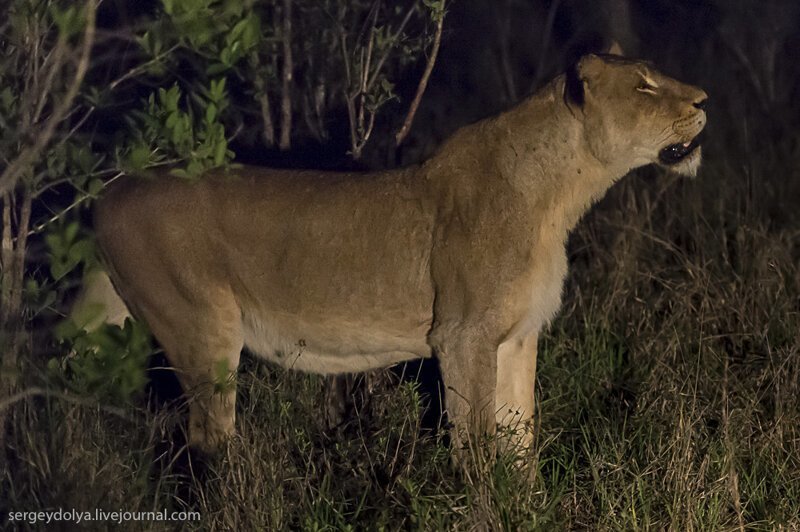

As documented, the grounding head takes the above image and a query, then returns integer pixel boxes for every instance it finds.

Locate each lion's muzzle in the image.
[658,133,703,165]
[659,100,707,166]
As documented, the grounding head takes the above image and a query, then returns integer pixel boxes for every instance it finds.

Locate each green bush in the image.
[51,318,152,405]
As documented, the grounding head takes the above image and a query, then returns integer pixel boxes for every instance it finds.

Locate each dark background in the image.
[4,1,800,528]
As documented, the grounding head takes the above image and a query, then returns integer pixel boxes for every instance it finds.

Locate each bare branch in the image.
[32,33,69,126]
[258,91,276,148]
[395,2,446,147]
[363,109,376,148]
[0,190,24,468]
[0,386,132,420]
[32,164,112,200]
[360,2,380,95]
[108,44,180,91]
[27,104,97,197]
[0,194,12,327]
[496,0,517,102]
[301,89,326,142]
[532,0,562,87]
[0,0,98,197]
[345,94,359,158]
[355,5,381,148]
[340,30,359,157]
[27,171,125,238]
[252,50,276,148]
[11,191,32,312]
[279,0,293,151]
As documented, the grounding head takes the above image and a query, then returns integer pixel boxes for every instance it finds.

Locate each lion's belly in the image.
[241,308,433,374]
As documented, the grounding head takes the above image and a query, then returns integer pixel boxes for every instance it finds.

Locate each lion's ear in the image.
[577,54,606,79]
[565,54,605,108]
[564,61,585,108]
[605,40,625,56]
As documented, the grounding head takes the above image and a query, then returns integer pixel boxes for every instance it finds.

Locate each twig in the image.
[12,192,32,309]
[258,92,276,147]
[357,20,376,142]
[356,0,382,45]
[1,194,12,326]
[0,0,98,196]
[279,0,293,151]
[497,0,517,102]
[108,45,180,91]
[32,33,69,127]
[532,0,562,87]
[0,386,133,420]
[340,31,359,156]
[31,106,100,198]
[350,8,380,160]
[252,51,276,147]
[366,4,417,91]
[26,171,125,238]
[360,2,380,96]
[394,1,446,147]
[301,89,325,142]
[8,191,31,355]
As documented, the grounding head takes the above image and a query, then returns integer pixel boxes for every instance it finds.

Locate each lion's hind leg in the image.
[137,289,244,456]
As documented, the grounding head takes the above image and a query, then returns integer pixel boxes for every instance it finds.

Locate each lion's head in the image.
[566,54,708,177]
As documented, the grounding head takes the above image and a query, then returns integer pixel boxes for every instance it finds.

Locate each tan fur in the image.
[85,54,707,454]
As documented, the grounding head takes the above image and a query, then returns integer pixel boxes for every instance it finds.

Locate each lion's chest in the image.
[506,241,569,341]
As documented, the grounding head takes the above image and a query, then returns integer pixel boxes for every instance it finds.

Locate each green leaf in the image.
[68,239,96,266]
[54,318,81,341]
[0,87,15,111]
[50,5,85,38]
[65,221,80,245]
[170,168,190,178]
[40,290,58,313]
[47,357,62,373]
[138,30,163,56]
[206,62,229,76]
[186,159,205,176]
[165,111,178,129]
[53,317,153,404]
[205,102,217,124]
[50,256,79,281]
[70,145,97,175]
[88,179,104,196]
[237,14,261,51]
[220,46,232,66]
[127,145,152,171]
[213,138,227,166]
[210,78,226,102]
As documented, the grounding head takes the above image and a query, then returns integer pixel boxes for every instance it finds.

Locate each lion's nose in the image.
[692,89,708,111]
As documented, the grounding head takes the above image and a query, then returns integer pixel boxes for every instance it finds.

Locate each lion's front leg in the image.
[495,332,538,454]
[435,326,499,455]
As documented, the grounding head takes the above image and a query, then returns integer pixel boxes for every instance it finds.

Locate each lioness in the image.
[83,54,706,455]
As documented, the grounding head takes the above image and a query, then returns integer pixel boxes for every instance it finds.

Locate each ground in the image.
[3,157,799,530]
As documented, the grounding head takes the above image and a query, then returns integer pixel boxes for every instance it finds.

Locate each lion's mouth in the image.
[658,135,702,165]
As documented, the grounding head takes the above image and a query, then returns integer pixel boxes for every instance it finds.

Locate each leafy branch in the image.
[0,0,98,197]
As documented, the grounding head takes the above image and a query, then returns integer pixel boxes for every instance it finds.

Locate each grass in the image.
[3,133,800,530]
[0,35,800,531]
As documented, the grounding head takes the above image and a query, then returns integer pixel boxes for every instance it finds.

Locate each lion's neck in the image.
[423,77,639,238]
[499,78,635,236]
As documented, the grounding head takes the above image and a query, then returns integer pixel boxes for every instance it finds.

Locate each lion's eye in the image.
[636,81,658,95]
